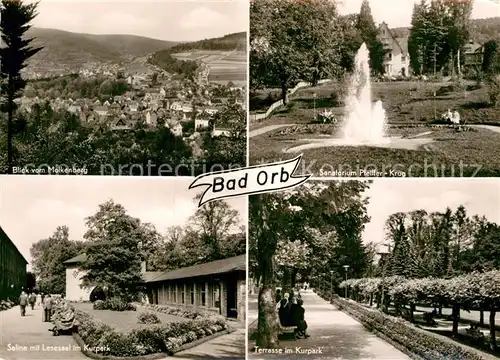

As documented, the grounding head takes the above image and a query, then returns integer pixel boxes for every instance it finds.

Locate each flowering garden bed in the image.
[71,305,229,358]
[136,303,217,320]
[0,300,15,311]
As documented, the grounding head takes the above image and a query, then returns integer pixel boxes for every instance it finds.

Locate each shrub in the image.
[138,311,161,324]
[93,297,136,311]
[486,75,500,107]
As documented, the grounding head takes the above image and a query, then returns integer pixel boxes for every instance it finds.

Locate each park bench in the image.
[465,326,485,345]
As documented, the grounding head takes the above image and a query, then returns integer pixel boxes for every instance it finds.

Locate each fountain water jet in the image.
[342,43,388,144]
[283,43,435,154]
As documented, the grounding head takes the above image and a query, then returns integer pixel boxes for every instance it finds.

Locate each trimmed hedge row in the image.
[318,292,489,360]
[74,308,229,357]
[339,271,500,310]
[137,303,215,320]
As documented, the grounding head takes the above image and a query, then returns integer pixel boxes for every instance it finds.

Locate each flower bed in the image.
[0,299,15,311]
[74,307,229,357]
[137,303,214,320]
[321,293,489,360]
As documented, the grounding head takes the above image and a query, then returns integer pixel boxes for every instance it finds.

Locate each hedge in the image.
[72,307,229,357]
[319,292,489,360]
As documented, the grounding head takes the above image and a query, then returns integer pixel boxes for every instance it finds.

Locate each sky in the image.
[338,0,500,28]
[361,179,500,251]
[0,176,247,266]
[29,0,248,42]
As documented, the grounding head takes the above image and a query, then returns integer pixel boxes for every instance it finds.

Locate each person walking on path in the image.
[29,293,36,310]
[19,291,28,316]
[43,294,53,322]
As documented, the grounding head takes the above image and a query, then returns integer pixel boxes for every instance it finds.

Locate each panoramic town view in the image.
[0,176,246,359]
[249,179,500,359]
[250,0,500,177]
[0,0,247,175]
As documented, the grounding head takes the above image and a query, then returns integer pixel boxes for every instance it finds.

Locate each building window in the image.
[213,284,220,308]
[388,53,392,60]
[190,284,195,305]
[180,284,185,304]
[172,285,176,304]
[402,55,406,63]
[165,284,170,303]
[201,283,206,307]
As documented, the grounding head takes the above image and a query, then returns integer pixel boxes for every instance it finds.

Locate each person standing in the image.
[19,291,28,316]
[29,293,36,310]
[43,294,53,322]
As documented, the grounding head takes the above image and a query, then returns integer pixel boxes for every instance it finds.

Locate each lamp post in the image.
[377,244,391,313]
[329,270,334,299]
[313,93,317,120]
[343,265,350,299]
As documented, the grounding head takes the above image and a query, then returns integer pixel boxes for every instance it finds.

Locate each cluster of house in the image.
[17,82,245,141]
[378,21,487,78]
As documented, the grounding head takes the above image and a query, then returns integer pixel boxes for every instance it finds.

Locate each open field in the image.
[172,51,246,85]
[249,80,500,177]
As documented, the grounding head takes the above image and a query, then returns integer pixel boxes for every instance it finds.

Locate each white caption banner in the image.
[189,155,311,206]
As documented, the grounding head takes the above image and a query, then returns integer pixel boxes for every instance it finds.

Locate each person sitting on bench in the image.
[290,297,309,339]
[278,293,292,326]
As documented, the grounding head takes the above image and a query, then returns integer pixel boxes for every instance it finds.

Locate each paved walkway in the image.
[249,124,293,138]
[248,291,410,359]
[0,305,87,359]
[173,325,245,359]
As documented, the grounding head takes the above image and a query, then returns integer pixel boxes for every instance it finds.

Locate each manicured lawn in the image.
[73,303,188,332]
[250,127,500,177]
[250,80,500,177]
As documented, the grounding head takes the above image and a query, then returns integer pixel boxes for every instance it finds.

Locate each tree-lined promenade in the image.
[339,272,500,351]
[249,179,500,358]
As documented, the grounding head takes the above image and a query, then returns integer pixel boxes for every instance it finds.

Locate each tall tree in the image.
[30,226,84,295]
[80,200,160,301]
[250,0,344,103]
[355,0,386,75]
[250,181,370,348]
[0,0,43,173]
[189,196,241,261]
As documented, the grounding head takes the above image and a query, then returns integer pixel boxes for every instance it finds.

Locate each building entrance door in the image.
[226,280,237,318]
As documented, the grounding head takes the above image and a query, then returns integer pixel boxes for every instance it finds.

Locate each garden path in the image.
[0,305,87,359]
[248,291,411,359]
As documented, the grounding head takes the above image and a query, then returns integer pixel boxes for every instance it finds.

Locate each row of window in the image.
[157,282,220,309]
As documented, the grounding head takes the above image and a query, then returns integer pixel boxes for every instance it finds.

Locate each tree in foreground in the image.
[250,0,344,104]
[249,181,370,348]
[80,200,161,301]
[0,0,43,173]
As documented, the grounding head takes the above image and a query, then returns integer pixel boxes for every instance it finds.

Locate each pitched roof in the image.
[142,255,245,283]
[64,253,88,264]
[0,226,28,264]
[379,22,409,55]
